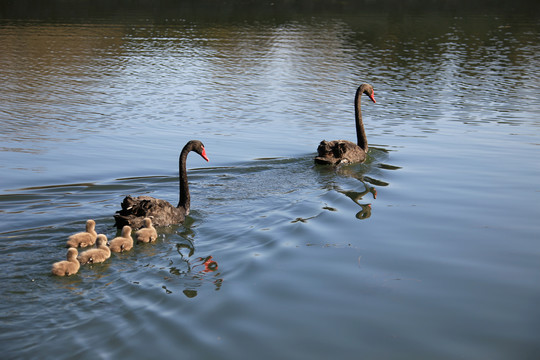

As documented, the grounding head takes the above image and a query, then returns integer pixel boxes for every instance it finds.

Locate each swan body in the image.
[52,248,80,276]
[115,196,183,229]
[109,225,133,253]
[316,139,367,165]
[114,140,209,229]
[66,219,97,248]
[78,234,111,265]
[315,83,376,165]
[135,217,158,243]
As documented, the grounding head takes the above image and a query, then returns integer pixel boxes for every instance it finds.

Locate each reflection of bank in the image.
[163,241,223,297]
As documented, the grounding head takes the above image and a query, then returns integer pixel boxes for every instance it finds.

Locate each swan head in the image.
[360,83,376,103]
[187,140,209,162]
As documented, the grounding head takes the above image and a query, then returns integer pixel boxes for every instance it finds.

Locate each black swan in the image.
[315,83,376,165]
[66,219,97,248]
[135,217,158,243]
[114,140,209,229]
[109,225,133,253]
[51,248,80,276]
[78,234,111,265]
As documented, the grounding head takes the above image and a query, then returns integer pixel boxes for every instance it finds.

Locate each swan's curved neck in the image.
[178,145,190,212]
[355,85,368,152]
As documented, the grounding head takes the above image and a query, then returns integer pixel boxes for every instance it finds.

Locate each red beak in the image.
[369,91,376,103]
[201,147,209,162]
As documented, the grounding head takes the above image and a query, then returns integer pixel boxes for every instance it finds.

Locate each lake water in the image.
[1,1,540,359]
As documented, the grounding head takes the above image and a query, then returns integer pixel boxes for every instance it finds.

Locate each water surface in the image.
[1,2,540,359]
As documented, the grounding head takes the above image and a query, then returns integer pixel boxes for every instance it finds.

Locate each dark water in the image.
[1,1,540,359]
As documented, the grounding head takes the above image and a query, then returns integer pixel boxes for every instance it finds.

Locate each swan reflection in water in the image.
[334,178,378,220]
[317,146,395,220]
[163,240,222,297]
[193,255,219,273]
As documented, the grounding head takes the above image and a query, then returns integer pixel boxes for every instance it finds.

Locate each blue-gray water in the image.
[1,2,540,359]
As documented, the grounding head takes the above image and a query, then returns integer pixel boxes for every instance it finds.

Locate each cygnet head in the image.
[66,247,78,260]
[96,234,108,247]
[86,219,96,231]
[121,225,132,237]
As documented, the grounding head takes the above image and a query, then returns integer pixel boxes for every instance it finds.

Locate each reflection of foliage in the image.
[4,1,538,24]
